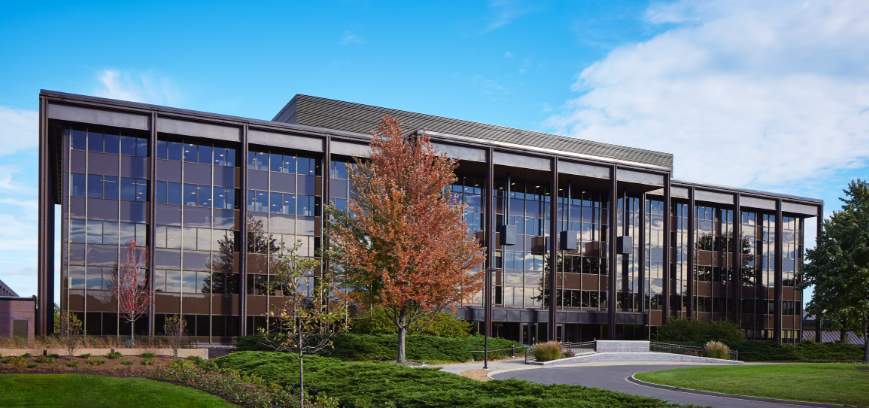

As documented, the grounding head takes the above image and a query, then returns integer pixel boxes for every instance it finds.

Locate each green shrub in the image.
[65,360,79,368]
[703,340,731,359]
[656,319,744,345]
[732,341,863,362]
[21,353,31,359]
[217,351,671,408]
[140,352,156,359]
[121,360,133,366]
[106,350,122,360]
[86,357,105,366]
[533,341,563,362]
[34,355,56,364]
[351,307,471,337]
[78,353,91,359]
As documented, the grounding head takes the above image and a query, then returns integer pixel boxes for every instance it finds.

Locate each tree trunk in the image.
[130,320,135,347]
[863,321,868,364]
[396,310,407,363]
[840,317,848,344]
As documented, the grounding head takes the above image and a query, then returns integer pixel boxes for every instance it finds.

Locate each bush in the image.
[140,352,156,359]
[351,307,471,338]
[217,352,670,407]
[238,333,518,362]
[532,341,563,362]
[106,350,122,360]
[65,360,79,368]
[86,357,105,366]
[732,341,863,362]
[656,319,744,345]
[703,341,731,359]
[121,360,132,366]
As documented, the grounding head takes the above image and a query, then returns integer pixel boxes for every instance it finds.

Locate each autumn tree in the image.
[59,311,83,357]
[113,240,150,346]
[164,315,187,358]
[330,117,485,363]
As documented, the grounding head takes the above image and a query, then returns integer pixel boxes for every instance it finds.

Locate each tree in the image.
[804,179,869,363]
[330,116,485,363]
[164,315,187,358]
[113,240,150,347]
[265,239,348,407]
[59,311,83,357]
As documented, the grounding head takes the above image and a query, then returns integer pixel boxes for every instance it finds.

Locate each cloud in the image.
[94,69,180,105]
[0,106,37,156]
[546,0,869,189]
[473,75,509,97]
[485,0,532,32]
[339,30,365,46]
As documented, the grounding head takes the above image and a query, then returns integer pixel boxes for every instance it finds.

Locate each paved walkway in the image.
[491,364,823,408]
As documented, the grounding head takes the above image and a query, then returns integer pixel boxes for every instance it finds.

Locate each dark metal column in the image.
[774,199,783,344]
[662,174,671,324]
[322,136,331,307]
[638,193,646,315]
[37,96,50,336]
[147,113,157,336]
[607,165,617,339]
[815,203,823,343]
[548,158,558,341]
[687,187,695,319]
[239,125,249,336]
[484,147,495,368]
[733,193,742,323]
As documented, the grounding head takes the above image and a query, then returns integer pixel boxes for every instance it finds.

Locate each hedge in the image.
[238,334,518,363]
[733,341,864,362]
[655,319,744,345]
[217,352,674,408]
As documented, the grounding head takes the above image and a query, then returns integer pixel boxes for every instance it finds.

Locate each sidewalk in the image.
[434,357,531,376]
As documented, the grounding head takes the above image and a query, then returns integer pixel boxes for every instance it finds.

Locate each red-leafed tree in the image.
[330,117,485,363]
[113,240,150,346]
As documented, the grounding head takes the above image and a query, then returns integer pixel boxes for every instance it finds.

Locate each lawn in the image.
[0,373,234,407]
[218,351,675,407]
[635,363,869,406]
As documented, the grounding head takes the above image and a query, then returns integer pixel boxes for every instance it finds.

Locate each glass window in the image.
[121,136,137,156]
[197,185,212,207]
[136,138,148,157]
[182,227,197,251]
[166,226,182,249]
[103,134,120,154]
[102,222,119,245]
[69,219,86,243]
[167,182,182,206]
[87,175,103,199]
[103,176,118,200]
[156,181,167,204]
[183,144,197,162]
[282,155,296,174]
[156,140,168,160]
[198,145,212,164]
[68,266,86,289]
[166,270,182,292]
[86,222,102,244]
[184,184,198,207]
[71,173,86,197]
[167,142,183,161]
[120,222,135,245]
[270,153,284,173]
[270,192,283,214]
[284,193,296,216]
[182,271,198,293]
[196,228,211,251]
[88,132,104,152]
[71,130,87,150]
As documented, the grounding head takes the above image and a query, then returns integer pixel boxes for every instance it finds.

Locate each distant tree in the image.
[330,116,485,363]
[113,241,150,347]
[804,179,868,363]
[163,314,187,358]
[59,311,83,357]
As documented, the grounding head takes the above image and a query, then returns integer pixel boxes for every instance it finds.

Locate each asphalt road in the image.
[492,364,819,408]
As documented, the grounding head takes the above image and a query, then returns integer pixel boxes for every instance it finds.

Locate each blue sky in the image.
[1,1,867,300]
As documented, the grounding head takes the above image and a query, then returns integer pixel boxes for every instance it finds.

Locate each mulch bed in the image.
[0,354,175,377]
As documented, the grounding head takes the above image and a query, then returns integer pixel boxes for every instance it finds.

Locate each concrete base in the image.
[547,352,741,365]
[595,340,650,352]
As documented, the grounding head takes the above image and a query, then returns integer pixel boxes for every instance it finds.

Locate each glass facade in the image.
[555,186,608,311]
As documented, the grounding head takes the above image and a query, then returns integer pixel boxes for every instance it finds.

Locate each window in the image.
[71,173,86,197]
[71,130,87,150]
[214,187,236,209]
[121,178,147,201]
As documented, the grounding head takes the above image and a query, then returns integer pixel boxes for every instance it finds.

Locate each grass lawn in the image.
[635,363,869,406]
[0,373,234,407]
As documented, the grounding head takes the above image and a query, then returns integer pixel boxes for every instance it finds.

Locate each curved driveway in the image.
[492,364,819,408]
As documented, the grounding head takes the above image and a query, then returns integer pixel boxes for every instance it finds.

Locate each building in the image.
[0,279,36,339]
[36,90,821,343]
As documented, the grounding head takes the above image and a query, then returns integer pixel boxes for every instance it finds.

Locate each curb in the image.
[628,373,843,408]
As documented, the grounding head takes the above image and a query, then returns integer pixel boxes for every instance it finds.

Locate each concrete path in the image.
[492,364,826,408]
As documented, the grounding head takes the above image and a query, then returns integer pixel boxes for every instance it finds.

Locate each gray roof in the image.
[275,95,673,170]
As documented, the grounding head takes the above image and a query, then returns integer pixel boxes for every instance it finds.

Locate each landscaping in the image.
[635,363,869,406]
[217,351,676,407]
[238,333,519,363]
[0,373,233,407]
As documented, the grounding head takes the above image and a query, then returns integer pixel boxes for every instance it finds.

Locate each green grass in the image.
[218,351,674,407]
[635,363,869,406]
[0,374,234,407]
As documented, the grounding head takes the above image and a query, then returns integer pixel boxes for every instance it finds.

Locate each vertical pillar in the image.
[239,125,249,336]
[638,193,646,315]
[662,174,671,323]
[607,165,617,339]
[484,147,495,367]
[733,193,742,323]
[548,158,558,341]
[322,136,331,306]
[37,96,50,336]
[687,187,695,319]
[774,199,783,344]
[147,113,157,336]
[815,203,823,343]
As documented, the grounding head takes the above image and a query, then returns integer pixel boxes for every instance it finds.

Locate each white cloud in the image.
[0,107,37,156]
[485,0,532,32]
[94,69,180,105]
[546,0,869,189]
[339,30,365,46]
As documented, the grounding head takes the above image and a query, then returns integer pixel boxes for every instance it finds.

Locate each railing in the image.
[650,341,703,356]
[468,345,528,361]
[522,340,597,364]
